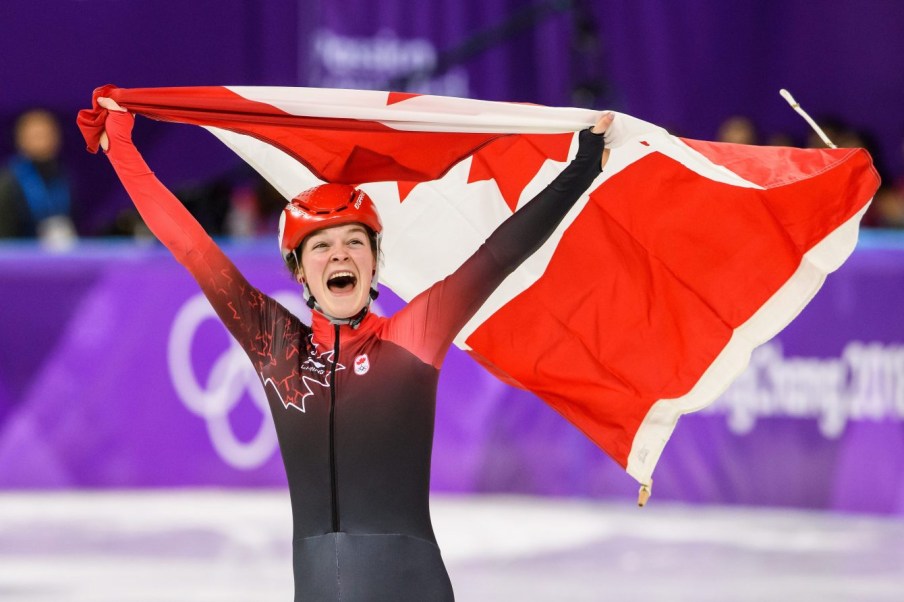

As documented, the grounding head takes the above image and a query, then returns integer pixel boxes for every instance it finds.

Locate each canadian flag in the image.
[78,85,879,486]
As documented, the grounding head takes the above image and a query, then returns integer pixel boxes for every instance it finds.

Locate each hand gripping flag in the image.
[78,85,879,490]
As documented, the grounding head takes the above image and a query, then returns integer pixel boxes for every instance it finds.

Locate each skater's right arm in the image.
[97,99,277,351]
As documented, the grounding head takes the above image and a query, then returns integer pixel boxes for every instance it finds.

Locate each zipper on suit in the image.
[328,324,340,532]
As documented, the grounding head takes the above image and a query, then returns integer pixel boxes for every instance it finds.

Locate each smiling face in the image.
[298,223,376,319]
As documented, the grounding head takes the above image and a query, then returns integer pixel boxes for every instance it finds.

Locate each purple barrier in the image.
[1,235,903,514]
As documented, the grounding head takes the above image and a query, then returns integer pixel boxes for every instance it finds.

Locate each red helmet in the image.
[278,184,383,263]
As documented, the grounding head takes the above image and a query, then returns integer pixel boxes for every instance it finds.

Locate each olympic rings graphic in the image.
[167,289,310,470]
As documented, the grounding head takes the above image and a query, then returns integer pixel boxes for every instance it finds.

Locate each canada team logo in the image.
[354,354,370,375]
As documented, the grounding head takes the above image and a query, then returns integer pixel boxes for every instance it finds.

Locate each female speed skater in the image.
[91,94,612,601]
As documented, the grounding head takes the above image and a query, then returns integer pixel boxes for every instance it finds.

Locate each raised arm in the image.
[94,98,281,354]
[388,113,612,368]
[98,100,215,256]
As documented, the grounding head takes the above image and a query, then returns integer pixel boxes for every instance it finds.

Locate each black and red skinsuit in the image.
[102,109,603,601]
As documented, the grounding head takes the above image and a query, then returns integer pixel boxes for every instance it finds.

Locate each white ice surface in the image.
[0,491,902,601]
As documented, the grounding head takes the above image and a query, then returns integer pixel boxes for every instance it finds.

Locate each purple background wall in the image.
[3,0,903,231]
[1,237,903,513]
[2,1,904,512]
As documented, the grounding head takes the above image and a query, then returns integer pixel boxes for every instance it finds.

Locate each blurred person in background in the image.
[868,130,904,229]
[811,117,903,229]
[225,176,292,238]
[871,185,904,228]
[716,115,759,145]
[0,109,77,247]
[806,116,849,151]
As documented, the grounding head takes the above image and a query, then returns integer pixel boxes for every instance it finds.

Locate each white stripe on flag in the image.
[203,126,324,200]
[225,85,602,134]
[627,203,870,484]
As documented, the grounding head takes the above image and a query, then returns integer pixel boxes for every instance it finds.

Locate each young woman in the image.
[94,96,612,601]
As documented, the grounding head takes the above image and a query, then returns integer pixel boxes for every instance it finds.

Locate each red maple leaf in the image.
[386,91,421,105]
[397,180,420,201]
[466,133,574,212]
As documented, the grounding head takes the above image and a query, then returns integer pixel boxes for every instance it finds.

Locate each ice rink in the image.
[1,490,902,601]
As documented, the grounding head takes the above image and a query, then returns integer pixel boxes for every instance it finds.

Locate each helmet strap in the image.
[304,286,372,330]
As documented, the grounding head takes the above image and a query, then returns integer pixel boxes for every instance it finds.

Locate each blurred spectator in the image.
[0,109,77,247]
[717,116,758,145]
[101,207,154,241]
[868,130,904,229]
[224,177,289,237]
[165,164,284,239]
[805,116,846,150]
[95,161,286,241]
[175,177,233,236]
[812,117,904,229]
[803,116,878,153]
[870,185,904,228]
[209,168,286,239]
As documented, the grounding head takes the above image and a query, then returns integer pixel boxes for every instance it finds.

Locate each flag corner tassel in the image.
[637,481,653,507]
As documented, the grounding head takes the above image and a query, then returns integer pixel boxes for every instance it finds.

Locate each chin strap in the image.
[301,260,380,329]
[304,287,376,329]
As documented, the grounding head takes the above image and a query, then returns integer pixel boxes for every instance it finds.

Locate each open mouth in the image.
[327,271,357,294]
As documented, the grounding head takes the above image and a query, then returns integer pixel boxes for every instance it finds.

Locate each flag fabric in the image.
[78,85,879,486]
